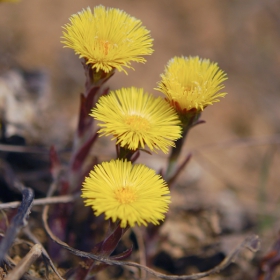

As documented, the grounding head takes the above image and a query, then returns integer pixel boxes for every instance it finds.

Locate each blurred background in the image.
[0,0,280,278]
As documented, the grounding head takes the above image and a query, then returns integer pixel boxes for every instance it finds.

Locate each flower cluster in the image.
[62,5,227,228]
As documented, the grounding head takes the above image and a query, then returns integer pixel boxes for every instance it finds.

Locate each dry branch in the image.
[5,244,42,280]
[43,197,260,279]
[0,194,78,210]
[0,187,34,264]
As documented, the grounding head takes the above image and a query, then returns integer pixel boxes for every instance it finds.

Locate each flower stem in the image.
[165,111,201,181]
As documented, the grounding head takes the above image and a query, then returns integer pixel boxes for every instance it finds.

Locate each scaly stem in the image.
[165,111,201,181]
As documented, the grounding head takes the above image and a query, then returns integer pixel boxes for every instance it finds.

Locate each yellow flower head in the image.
[61,5,154,74]
[90,87,182,154]
[82,159,171,228]
[156,56,227,113]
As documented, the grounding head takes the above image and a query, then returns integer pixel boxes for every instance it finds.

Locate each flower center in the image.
[103,41,110,55]
[115,187,136,204]
[125,115,151,132]
[184,86,192,94]
[183,81,202,96]
[97,40,111,55]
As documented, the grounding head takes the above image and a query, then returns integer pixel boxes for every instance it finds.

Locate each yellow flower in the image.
[156,56,227,112]
[90,87,182,154]
[61,5,153,74]
[81,159,170,228]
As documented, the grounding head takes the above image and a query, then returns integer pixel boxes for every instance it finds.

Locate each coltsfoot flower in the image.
[61,5,154,74]
[90,87,182,153]
[156,56,227,113]
[81,159,171,228]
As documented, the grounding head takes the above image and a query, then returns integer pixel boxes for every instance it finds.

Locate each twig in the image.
[79,134,280,159]
[22,227,65,280]
[0,194,78,210]
[0,209,9,228]
[191,134,280,153]
[3,255,16,269]
[0,232,58,280]
[0,187,34,264]
[255,231,280,280]
[5,244,42,280]
[133,227,147,279]
[2,134,278,157]
[42,198,260,279]
[167,153,192,187]
[0,144,48,154]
